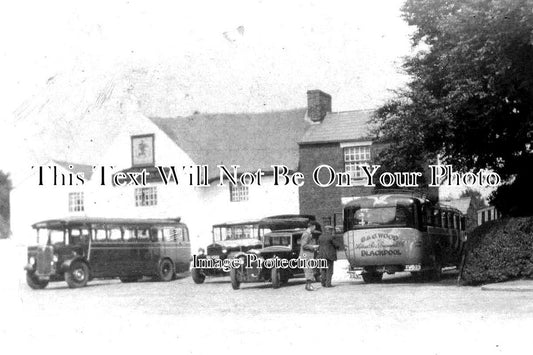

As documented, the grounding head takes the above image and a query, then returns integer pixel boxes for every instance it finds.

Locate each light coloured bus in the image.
[343,193,466,283]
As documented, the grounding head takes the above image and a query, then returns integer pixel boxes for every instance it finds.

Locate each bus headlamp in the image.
[29,257,35,265]
[53,254,58,262]
[222,249,228,254]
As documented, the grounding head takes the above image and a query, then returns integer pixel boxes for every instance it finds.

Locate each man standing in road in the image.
[318,225,342,288]
[300,220,320,291]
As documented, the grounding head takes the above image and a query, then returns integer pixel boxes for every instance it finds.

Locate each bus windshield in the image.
[213,223,265,242]
[36,228,66,245]
[344,204,415,230]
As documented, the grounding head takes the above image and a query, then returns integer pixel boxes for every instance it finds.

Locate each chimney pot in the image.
[307,90,332,122]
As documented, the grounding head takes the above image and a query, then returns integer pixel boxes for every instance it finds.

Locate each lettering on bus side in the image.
[360,233,400,243]
[361,250,402,257]
[356,240,406,249]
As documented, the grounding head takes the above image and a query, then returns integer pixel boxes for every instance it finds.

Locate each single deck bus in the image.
[343,193,466,283]
[24,217,191,289]
[191,219,265,283]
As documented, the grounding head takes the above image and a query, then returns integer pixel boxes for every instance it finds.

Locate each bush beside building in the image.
[462,217,533,285]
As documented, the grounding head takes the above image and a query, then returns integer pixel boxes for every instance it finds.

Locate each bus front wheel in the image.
[26,271,49,289]
[362,272,383,283]
[65,261,89,288]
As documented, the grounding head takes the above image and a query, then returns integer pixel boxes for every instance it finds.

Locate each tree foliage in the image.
[373,0,533,215]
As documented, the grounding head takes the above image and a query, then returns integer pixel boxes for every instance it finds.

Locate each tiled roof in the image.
[53,160,94,180]
[440,197,472,214]
[149,108,309,179]
[299,109,376,144]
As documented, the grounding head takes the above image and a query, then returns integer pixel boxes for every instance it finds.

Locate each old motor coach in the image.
[229,215,321,290]
[24,217,191,289]
[191,219,265,283]
[343,193,466,283]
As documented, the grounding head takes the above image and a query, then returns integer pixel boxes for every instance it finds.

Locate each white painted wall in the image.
[87,113,301,251]
[10,111,302,253]
[86,112,207,250]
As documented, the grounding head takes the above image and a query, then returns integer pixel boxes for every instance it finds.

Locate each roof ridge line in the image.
[52,159,93,167]
[148,107,307,120]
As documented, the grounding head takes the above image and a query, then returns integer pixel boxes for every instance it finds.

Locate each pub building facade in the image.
[11,89,438,250]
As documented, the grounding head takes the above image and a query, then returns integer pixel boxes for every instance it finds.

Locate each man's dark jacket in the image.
[318,233,341,261]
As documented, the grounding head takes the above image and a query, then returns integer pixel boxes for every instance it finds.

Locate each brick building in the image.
[298,90,439,229]
[298,90,383,229]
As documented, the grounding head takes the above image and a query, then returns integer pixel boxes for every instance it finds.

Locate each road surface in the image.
[2,264,532,355]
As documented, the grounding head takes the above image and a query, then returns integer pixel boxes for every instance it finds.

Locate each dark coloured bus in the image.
[24,217,191,289]
[191,219,265,283]
[229,215,321,290]
[343,193,466,283]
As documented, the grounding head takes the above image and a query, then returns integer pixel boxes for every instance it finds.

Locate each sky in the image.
[0,0,414,181]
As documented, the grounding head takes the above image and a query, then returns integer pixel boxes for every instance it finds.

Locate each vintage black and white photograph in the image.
[1,1,532,354]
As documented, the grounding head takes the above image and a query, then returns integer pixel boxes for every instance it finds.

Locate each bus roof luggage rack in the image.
[373,189,427,200]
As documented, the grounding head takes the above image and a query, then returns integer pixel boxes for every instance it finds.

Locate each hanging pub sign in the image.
[131,134,155,167]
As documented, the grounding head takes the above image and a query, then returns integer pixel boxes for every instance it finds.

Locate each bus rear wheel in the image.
[157,259,175,282]
[26,271,49,289]
[362,272,383,283]
[191,268,206,284]
[65,261,89,288]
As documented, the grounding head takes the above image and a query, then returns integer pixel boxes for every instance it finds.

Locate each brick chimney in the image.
[307,89,332,122]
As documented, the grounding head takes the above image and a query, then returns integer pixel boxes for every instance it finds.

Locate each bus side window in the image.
[70,229,81,244]
[460,216,466,231]
[149,228,159,242]
[162,228,181,242]
[162,228,170,242]
[213,228,221,242]
[426,207,433,226]
[138,229,150,241]
[224,227,234,240]
[174,228,184,242]
[183,227,189,242]
[124,229,136,241]
[81,229,90,243]
[108,228,122,241]
[93,228,107,242]
[434,210,441,227]
[448,213,454,229]
[450,214,455,229]
[442,211,448,228]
